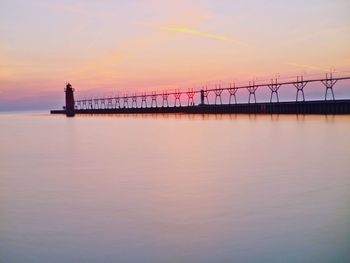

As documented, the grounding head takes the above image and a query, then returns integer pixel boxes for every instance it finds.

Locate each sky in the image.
[0,0,350,110]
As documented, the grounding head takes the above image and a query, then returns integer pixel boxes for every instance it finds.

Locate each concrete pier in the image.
[51,99,350,115]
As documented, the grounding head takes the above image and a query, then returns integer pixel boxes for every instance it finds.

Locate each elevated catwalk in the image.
[51,74,350,116]
[51,99,350,115]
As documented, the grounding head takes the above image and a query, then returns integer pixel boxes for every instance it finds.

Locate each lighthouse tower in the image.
[65,83,75,117]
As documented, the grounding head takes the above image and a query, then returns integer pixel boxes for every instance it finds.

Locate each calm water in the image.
[0,112,350,263]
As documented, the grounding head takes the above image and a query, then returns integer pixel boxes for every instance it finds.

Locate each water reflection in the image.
[0,112,349,263]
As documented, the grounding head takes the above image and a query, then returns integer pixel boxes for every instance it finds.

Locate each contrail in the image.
[146,24,247,47]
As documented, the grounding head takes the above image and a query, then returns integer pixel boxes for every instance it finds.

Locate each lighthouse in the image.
[65,83,75,117]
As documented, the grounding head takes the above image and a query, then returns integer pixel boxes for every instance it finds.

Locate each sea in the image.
[0,111,349,263]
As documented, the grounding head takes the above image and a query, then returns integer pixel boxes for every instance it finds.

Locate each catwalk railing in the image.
[74,73,350,110]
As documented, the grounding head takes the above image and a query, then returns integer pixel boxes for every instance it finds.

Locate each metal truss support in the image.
[322,73,337,101]
[247,81,258,104]
[132,94,137,108]
[115,97,120,109]
[203,88,210,104]
[174,90,181,107]
[107,98,113,109]
[228,83,238,104]
[88,100,93,109]
[123,95,129,108]
[268,78,281,103]
[187,89,195,106]
[293,76,308,102]
[100,99,106,109]
[151,92,158,108]
[71,74,350,113]
[162,91,169,107]
[141,94,147,108]
[214,85,223,105]
[94,99,99,109]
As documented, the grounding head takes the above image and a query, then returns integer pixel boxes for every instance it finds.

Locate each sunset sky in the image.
[1,0,350,110]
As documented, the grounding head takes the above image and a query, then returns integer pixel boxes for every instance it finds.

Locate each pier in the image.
[51,74,350,116]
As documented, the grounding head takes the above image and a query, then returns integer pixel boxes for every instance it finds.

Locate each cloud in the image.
[286,62,330,72]
[145,24,247,47]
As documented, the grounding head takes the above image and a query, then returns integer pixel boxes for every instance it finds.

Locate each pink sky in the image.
[0,0,349,110]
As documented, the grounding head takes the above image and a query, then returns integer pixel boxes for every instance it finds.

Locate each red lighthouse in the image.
[65,83,75,117]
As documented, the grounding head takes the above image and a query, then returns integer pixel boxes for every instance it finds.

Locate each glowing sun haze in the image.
[0,0,349,110]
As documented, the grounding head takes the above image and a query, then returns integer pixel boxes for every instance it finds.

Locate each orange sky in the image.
[0,0,350,109]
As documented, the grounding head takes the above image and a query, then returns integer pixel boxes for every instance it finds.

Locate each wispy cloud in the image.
[286,62,330,72]
[145,24,247,47]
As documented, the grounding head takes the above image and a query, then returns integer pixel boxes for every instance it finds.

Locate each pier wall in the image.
[51,99,350,115]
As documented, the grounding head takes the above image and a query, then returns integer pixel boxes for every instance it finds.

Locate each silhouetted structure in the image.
[64,83,75,117]
[200,90,205,105]
[51,74,350,116]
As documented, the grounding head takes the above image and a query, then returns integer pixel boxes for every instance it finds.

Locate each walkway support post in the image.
[268,78,281,103]
[294,76,307,102]
[123,95,129,108]
[107,98,113,109]
[203,87,210,104]
[76,101,81,110]
[174,90,181,107]
[322,72,337,101]
[229,83,238,104]
[141,94,147,108]
[84,100,88,110]
[247,81,257,104]
[88,99,93,109]
[162,91,169,107]
[132,94,137,108]
[94,98,99,109]
[151,92,157,108]
[214,85,223,105]
[187,89,195,106]
[115,96,120,109]
[100,99,106,109]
